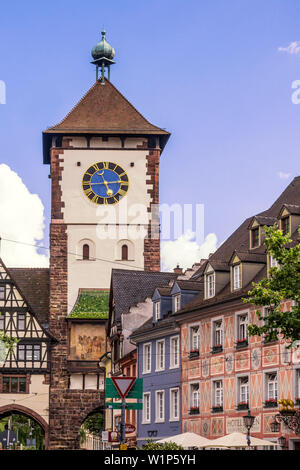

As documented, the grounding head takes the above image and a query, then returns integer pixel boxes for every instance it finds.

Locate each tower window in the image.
[121,244,128,260]
[83,244,90,260]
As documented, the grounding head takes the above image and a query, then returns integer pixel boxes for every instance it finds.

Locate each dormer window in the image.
[281,216,290,236]
[154,301,160,321]
[251,227,259,248]
[205,273,215,299]
[233,265,241,290]
[174,294,181,312]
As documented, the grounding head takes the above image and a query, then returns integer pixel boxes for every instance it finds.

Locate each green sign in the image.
[105,378,143,399]
[105,402,143,410]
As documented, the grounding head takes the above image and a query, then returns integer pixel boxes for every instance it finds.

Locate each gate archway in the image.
[0,404,49,449]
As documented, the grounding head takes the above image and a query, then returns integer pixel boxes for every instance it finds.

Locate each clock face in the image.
[82,162,129,205]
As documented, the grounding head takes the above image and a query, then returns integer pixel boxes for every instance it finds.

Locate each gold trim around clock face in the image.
[82,161,129,205]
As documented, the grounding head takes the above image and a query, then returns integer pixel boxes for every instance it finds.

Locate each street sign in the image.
[120,443,127,450]
[125,424,136,434]
[105,402,143,410]
[105,378,143,399]
[111,377,136,399]
[126,379,143,399]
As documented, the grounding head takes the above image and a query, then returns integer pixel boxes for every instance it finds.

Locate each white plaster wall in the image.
[67,226,146,310]
[0,375,49,423]
[60,149,152,224]
[59,149,154,310]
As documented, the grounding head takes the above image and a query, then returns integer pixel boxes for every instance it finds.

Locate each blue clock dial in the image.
[82,162,129,205]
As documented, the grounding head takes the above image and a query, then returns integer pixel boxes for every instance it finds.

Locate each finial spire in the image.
[91,29,115,84]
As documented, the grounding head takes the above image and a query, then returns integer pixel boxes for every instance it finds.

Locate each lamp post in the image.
[243,410,255,447]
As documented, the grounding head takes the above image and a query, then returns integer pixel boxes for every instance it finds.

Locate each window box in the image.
[264,399,278,408]
[212,405,223,413]
[211,345,223,354]
[295,398,300,406]
[236,339,248,349]
[237,402,249,411]
[189,349,200,359]
[189,407,200,415]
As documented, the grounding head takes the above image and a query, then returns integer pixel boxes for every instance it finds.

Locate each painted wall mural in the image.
[69,322,106,360]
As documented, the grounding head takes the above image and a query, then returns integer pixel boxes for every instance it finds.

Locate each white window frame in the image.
[189,382,200,409]
[264,371,278,402]
[270,255,279,269]
[142,392,151,424]
[173,294,181,312]
[236,311,249,341]
[170,335,180,369]
[211,317,224,348]
[189,324,200,352]
[233,264,241,290]
[205,272,215,299]
[213,379,223,407]
[155,390,165,423]
[169,388,180,422]
[143,343,152,374]
[156,339,165,372]
[237,375,249,405]
[154,301,160,321]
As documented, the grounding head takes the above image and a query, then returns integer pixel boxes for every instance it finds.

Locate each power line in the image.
[1,236,147,270]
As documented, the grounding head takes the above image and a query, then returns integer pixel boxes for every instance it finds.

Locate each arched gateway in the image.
[0,404,49,449]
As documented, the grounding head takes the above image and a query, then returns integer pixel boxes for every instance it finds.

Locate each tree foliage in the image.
[142,439,183,450]
[244,225,300,345]
[82,412,104,435]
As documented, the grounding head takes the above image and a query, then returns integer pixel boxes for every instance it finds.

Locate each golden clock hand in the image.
[90,180,122,185]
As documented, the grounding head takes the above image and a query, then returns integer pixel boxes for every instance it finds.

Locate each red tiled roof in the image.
[44,79,169,136]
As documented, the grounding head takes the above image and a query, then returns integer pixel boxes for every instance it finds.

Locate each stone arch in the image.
[0,404,49,449]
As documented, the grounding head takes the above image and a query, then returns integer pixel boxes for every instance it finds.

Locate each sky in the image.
[1,0,300,269]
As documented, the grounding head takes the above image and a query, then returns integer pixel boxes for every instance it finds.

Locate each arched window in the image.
[121,244,128,261]
[83,244,90,260]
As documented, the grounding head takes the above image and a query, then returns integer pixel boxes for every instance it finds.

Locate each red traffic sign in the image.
[125,424,136,434]
[111,377,136,399]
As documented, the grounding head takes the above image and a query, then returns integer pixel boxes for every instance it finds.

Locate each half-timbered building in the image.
[0,259,52,448]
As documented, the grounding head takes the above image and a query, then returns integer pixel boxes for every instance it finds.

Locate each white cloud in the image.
[0,164,49,267]
[161,229,217,272]
[278,42,300,56]
[278,171,291,179]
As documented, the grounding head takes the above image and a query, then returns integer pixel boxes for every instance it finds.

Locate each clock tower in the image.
[43,31,170,448]
[43,30,170,313]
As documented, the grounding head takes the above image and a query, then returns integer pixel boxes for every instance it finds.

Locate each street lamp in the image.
[270,418,280,433]
[278,436,287,449]
[243,410,255,447]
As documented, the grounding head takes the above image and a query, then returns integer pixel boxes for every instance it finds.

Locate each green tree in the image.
[82,412,104,435]
[244,224,300,345]
[142,440,183,450]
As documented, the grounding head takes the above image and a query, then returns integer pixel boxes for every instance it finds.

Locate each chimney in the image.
[173,264,183,275]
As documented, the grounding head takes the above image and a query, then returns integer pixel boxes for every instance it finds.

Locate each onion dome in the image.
[91,29,115,61]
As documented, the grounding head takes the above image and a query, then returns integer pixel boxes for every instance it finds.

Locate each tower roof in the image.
[43,79,170,163]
